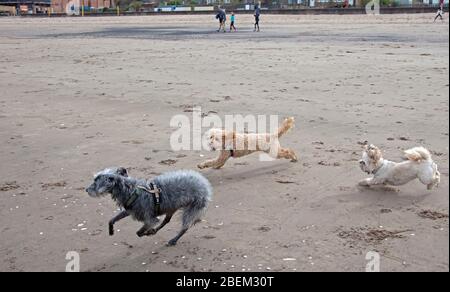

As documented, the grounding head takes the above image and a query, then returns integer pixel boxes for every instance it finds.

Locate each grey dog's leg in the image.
[167,205,205,246]
[167,228,188,246]
[144,212,175,236]
[155,212,175,232]
[136,224,153,237]
[137,218,160,237]
[109,210,129,236]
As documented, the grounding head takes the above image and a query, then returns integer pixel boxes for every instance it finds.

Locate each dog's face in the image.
[86,174,118,197]
[85,167,128,197]
[359,144,383,174]
[204,129,224,151]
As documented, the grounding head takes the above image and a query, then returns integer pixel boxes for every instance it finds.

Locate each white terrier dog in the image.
[359,144,440,190]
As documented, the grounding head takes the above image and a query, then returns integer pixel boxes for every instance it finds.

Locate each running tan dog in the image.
[198,117,298,169]
[359,144,440,190]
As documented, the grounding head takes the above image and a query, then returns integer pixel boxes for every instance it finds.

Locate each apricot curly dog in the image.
[198,117,298,169]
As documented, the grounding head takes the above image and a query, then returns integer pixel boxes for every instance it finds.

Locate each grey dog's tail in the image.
[182,202,208,229]
[182,189,211,229]
[180,170,212,229]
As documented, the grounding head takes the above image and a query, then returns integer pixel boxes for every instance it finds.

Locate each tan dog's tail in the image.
[277,117,295,138]
[404,146,432,162]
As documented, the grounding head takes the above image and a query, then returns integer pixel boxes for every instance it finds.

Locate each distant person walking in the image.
[216,8,226,33]
[254,5,261,32]
[434,1,445,22]
[230,12,237,32]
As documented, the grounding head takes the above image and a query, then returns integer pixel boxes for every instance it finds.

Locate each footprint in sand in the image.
[275,180,296,184]
[158,159,177,166]
[0,181,20,192]
[201,111,218,118]
[318,161,341,167]
[41,181,67,190]
[121,140,144,145]
[257,226,271,233]
[417,210,449,220]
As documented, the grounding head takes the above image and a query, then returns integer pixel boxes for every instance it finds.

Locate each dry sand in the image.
[0,14,448,272]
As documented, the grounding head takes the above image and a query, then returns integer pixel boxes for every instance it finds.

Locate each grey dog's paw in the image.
[167,239,177,246]
[144,229,157,236]
[197,163,206,169]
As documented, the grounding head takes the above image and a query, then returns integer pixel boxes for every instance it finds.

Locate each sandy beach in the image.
[0,13,448,272]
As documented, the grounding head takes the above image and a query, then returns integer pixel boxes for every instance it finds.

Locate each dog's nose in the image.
[359,160,365,165]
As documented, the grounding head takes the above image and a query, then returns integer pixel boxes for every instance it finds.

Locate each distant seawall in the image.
[14,6,446,17]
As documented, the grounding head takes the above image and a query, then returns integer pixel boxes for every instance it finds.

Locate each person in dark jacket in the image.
[216,8,226,32]
[254,5,261,32]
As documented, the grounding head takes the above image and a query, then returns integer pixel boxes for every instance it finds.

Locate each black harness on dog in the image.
[124,182,162,215]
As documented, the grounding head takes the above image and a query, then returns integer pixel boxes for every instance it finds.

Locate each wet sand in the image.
[0,14,448,272]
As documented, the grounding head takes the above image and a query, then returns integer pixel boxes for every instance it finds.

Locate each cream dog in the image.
[358,144,440,190]
[198,117,298,169]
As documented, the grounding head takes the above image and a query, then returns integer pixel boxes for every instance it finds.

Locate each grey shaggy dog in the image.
[86,167,213,246]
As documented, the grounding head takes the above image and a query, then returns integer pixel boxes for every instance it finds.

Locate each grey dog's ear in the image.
[117,167,128,177]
